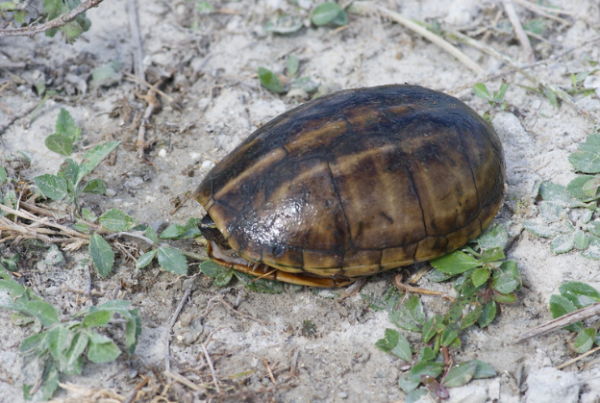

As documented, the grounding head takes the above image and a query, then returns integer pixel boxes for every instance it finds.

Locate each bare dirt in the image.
[1,0,600,402]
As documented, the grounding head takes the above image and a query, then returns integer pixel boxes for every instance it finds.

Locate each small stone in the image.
[158,148,168,158]
[201,160,215,170]
[337,391,348,399]
[105,188,117,197]
[526,367,579,403]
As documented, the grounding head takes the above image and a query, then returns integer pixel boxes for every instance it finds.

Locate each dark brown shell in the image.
[194,84,505,278]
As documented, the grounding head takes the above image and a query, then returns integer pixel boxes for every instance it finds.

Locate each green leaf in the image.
[478,300,497,328]
[64,20,83,41]
[34,174,68,200]
[405,388,428,403]
[472,360,496,378]
[430,250,481,275]
[48,325,70,362]
[575,328,596,354]
[82,309,113,328]
[81,208,97,222]
[45,134,73,156]
[55,108,81,143]
[569,152,600,174]
[523,221,558,238]
[579,133,600,153]
[460,306,483,329]
[582,177,600,198]
[81,178,106,194]
[550,234,575,254]
[136,249,158,269]
[476,223,508,250]
[200,260,227,277]
[145,226,159,244]
[421,315,445,343]
[567,175,598,200]
[375,328,412,361]
[311,2,347,26]
[159,218,201,239]
[574,230,590,250]
[581,235,600,259]
[559,281,600,308]
[0,165,6,183]
[77,142,120,184]
[125,308,142,354]
[214,269,235,287]
[440,324,459,347]
[539,182,573,205]
[549,294,582,332]
[99,208,136,231]
[418,346,437,363]
[89,233,114,278]
[234,271,285,293]
[264,14,303,34]
[87,333,121,363]
[398,375,420,394]
[479,247,505,263]
[492,264,521,294]
[493,291,517,303]
[494,83,510,103]
[443,361,477,388]
[62,331,88,375]
[389,294,426,332]
[157,246,188,275]
[473,83,491,100]
[408,361,444,383]
[257,67,285,94]
[471,268,490,287]
[287,55,299,77]
[23,300,59,327]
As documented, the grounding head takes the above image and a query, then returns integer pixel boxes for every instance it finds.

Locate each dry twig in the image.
[515,302,600,343]
[165,285,193,372]
[501,0,534,63]
[0,0,104,37]
[201,344,220,394]
[351,2,484,75]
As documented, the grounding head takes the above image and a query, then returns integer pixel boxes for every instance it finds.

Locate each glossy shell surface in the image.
[194,84,505,278]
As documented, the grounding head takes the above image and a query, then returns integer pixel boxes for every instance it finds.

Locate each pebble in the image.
[105,188,116,197]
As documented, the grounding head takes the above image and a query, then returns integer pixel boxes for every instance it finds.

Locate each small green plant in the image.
[258,55,319,96]
[369,224,519,401]
[0,264,141,401]
[549,282,600,354]
[524,132,600,259]
[566,70,598,97]
[473,82,510,121]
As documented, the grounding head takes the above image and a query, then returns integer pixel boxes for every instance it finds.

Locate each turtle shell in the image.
[194,84,505,279]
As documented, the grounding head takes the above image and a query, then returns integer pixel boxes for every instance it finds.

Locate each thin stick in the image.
[164,369,206,392]
[448,29,600,124]
[201,344,220,394]
[512,0,573,23]
[351,2,484,75]
[502,0,534,63]
[124,73,176,104]
[556,346,600,370]
[0,0,104,37]
[126,0,145,89]
[165,286,193,372]
[0,204,90,239]
[262,357,276,384]
[515,302,600,343]
[394,274,454,301]
[122,375,150,403]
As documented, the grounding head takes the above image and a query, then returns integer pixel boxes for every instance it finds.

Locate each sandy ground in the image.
[1,0,600,402]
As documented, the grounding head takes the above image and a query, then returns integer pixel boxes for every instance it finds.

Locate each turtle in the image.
[193,84,505,287]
